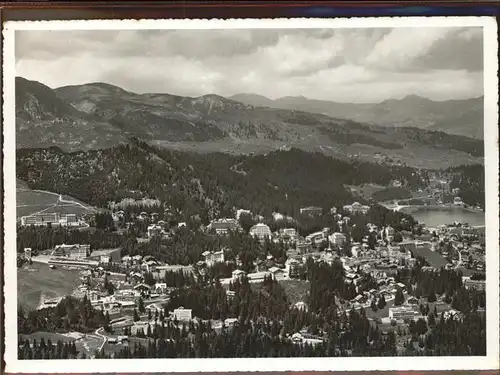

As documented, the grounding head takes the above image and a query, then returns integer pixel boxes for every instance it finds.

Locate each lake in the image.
[401,206,485,227]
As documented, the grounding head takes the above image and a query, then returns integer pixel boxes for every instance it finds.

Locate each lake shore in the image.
[399,205,485,227]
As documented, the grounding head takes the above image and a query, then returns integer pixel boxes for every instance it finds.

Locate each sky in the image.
[15,27,483,103]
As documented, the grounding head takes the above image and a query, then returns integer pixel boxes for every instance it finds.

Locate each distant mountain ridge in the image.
[15,77,484,169]
[229,93,484,139]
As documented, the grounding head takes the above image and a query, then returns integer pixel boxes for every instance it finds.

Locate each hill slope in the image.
[229,94,484,139]
[229,93,275,107]
[15,77,484,168]
[16,77,128,151]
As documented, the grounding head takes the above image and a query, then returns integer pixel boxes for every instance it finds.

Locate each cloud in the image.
[15,30,121,60]
[15,27,483,102]
[15,29,283,61]
[365,28,453,70]
[411,27,483,72]
[365,27,483,72]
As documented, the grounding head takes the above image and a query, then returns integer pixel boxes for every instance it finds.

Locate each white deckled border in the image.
[1,16,496,29]
[3,17,499,373]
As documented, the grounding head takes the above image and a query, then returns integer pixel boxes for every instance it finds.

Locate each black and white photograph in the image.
[3,17,499,372]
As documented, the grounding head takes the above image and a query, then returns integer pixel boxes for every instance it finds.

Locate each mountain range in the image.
[15,77,483,169]
[229,93,484,140]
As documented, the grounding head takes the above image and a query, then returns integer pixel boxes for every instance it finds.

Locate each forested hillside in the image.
[16,140,428,220]
[446,164,485,208]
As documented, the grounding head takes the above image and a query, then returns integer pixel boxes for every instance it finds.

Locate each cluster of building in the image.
[24,243,122,270]
[388,304,422,321]
[69,260,233,338]
[298,202,371,217]
[86,279,169,310]
[20,213,82,227]
[24,190,485,345]
[433,223,485,272]
[342,202,370,215]
[52,243,90,259]
[462,276,486,291]
[132,201,372,251]
[220,266,288,285]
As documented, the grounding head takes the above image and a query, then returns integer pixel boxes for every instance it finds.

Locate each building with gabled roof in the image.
[173,307,192,321]
[203,249,225,266]
[300,206,323,216]
[52,244,90,259]
[343,202,370,215]
[207,218,240,235]
[249,223,272,240]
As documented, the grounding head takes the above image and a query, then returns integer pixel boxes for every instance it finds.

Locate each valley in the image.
[151,138,482,169]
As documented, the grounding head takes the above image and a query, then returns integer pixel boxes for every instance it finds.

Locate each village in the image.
[18,195,486,354]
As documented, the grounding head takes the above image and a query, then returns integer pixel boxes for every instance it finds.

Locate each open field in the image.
[16,189,60,218]
[346,183,386,200]
[17,190,60,206]
[17,262,81,310]
[45,201,94,216]
[61,194,95,207]
[16,205,55,218]
[16,182,97,219]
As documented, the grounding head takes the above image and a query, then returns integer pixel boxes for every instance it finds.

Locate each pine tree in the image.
[407,283,413,295]
[428,312,436,327]
[377,295,386,310]
[138,297,145,313]
[394,288,404,306]
[133,308,140,322]
[427,291,436,303]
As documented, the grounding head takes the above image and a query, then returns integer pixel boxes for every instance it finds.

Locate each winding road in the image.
[94,327,108,352]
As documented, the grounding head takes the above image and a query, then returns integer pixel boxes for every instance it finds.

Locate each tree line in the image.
[18,338,81,360]
[102,308,397,358]
[18,296,110,335]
